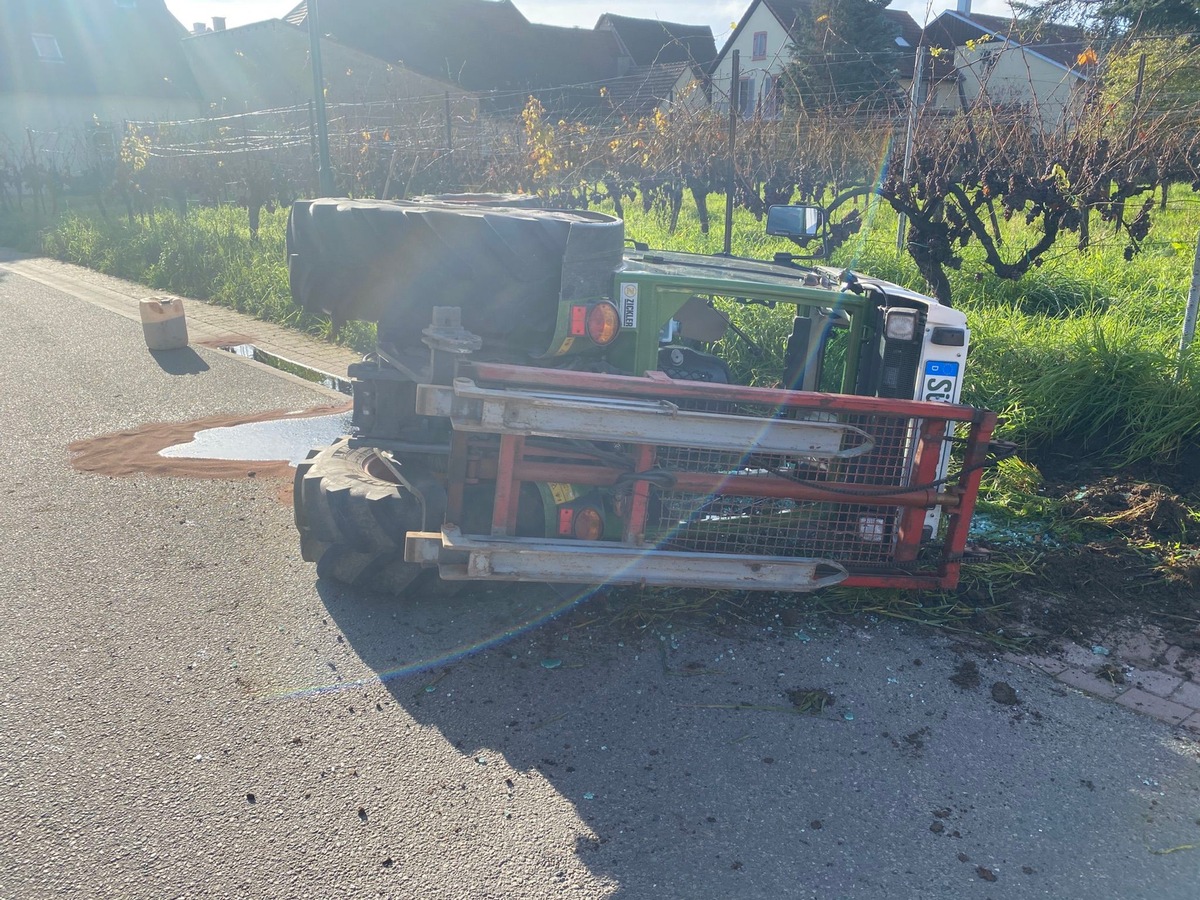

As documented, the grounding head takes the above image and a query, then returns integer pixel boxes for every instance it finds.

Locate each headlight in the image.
[884,308,919,342]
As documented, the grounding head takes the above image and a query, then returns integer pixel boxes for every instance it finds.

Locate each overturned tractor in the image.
[288,197,996,595]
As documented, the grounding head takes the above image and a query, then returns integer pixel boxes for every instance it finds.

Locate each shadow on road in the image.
[315,574,1200,899]
[314,577,964,897]
[317,578,803,895]
[149,346,210,375]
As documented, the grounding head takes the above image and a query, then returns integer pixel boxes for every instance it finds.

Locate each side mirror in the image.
[766,205,823,238]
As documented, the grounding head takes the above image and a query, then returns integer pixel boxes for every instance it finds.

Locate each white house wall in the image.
[933,42,1083,131]
[669,67,708,115]
[710,4,793,117]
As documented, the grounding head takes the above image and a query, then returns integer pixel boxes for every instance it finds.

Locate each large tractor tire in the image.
[286,199,624,357]
[294,439,441,595]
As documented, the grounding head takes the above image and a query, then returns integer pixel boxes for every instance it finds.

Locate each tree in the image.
[1019,0,1200,36]
[1096,0,1200,34]
[1102,33,1200,123]
[779,0,907,114]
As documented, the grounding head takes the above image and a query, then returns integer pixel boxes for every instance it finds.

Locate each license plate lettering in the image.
[922,361,959,403]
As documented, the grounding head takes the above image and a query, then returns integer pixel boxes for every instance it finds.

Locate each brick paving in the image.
[1005,627,1200,737]
[1115,689,1194,725]
[6,250,1199,738]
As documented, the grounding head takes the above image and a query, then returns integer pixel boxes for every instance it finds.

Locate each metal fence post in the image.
[897,47,924,253]
[724,50,739,257]
[1179,230,1200,374]
[444,91,455,190]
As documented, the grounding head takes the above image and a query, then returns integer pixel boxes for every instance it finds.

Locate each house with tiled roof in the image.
[182,18,475,117]
[709,0,922,118]
[922,2,1092,130]
[597,14,717,70]
[0,0,202,159]
[283,0,621,116]
[280,1,718,119]
[595,14,719,117]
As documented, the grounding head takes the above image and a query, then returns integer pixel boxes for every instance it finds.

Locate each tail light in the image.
[572,506,604,541]
[585,302,620,346]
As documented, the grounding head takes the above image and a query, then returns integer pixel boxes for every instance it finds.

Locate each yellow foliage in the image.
[118,124,151,174]
[521,96,559,181]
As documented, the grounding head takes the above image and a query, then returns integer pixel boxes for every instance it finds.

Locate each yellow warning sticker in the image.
[554,336,575,356]
[548,483,578,505]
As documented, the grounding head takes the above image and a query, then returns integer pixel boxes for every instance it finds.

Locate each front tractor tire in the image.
[293,439,435,594]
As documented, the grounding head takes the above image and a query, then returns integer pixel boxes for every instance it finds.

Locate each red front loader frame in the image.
[406,363,997,593]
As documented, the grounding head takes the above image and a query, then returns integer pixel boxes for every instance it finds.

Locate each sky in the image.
[164,0,1017,42]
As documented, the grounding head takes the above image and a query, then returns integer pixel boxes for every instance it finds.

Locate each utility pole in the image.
[308,0,335,196]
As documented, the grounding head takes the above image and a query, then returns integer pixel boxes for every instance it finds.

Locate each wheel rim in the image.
[360,449,402,484]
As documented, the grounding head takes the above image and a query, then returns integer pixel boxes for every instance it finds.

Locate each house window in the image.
[761,75,780,119]
[90,124,117,159]
[752,31,767,60]
[738,76,755,117]
[979,48,999,77]
[31,33,63,62]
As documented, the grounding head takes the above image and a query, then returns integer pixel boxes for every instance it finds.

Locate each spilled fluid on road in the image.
[159,412,353,466]
[155,343,355,466]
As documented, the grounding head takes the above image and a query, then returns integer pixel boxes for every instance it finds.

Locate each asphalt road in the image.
[1,265,1198,899]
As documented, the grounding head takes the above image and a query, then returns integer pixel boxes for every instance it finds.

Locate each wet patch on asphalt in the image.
[67,403,351,484]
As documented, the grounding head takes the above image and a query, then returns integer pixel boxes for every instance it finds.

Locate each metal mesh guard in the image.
[648,407,928,567]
